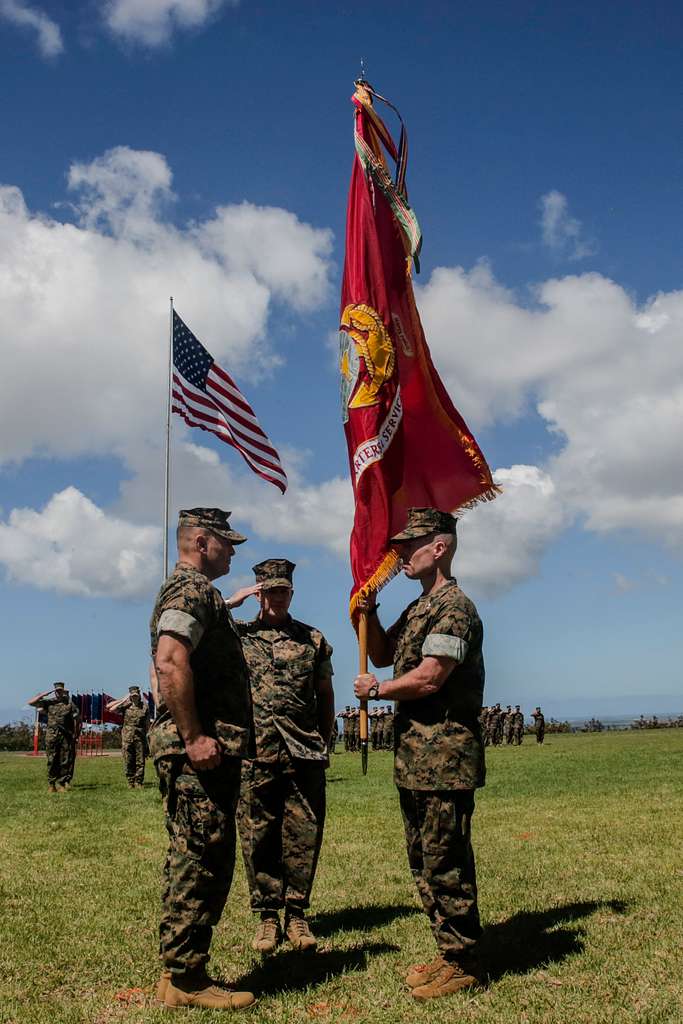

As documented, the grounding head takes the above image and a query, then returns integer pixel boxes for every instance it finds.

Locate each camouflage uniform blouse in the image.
[387,579,485,791]
[122,702,148,739]
[37,697,80,737]
[149,562,252,761]
[236,616,333,762]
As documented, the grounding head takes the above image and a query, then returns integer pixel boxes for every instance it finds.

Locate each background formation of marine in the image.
[480,705,546,745]
[337,705,395,751]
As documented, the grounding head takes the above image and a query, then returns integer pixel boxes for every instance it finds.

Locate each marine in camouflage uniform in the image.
[532,707,545,744]
[28,682,80,791]
[382,705,395,750]
[350,707,360,752]
[504,706,514,745]
[233,558,334,955]
[355,508,485,1000]
[370,707,381,750]
[489,703,502,746]
[107,686,150,787]
[342,708,352,749]
[149,508,255,1011]
[512,705,524,745]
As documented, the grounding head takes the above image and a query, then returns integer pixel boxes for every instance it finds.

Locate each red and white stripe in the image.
[172,362,287,493]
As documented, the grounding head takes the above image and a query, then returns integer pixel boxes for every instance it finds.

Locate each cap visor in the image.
[390,529,431,543]
[213,529,247,544]
[261,579,293,590]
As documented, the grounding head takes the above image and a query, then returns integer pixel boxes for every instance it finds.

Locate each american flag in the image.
[172,311,287,493]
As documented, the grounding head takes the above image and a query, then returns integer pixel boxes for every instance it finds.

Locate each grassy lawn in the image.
[1,730,682,1023]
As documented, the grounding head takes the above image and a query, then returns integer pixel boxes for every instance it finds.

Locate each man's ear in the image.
[195,531,209,554]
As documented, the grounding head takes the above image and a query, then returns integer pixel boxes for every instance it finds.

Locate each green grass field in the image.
[2,731,682,1024]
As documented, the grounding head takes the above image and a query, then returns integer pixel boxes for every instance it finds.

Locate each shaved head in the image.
[176,525,207,555]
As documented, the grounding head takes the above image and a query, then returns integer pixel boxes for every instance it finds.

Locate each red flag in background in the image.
[340,83,498,618]
[102,694,123,725]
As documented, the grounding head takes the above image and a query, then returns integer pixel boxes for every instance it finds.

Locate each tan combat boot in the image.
[155,969,172,1004]
[411,958,480,1000]
[252,914,282,955]
[48,784,57,794]
[285,913,317,952]
[405,955,448,988]
[164,973,255,1011]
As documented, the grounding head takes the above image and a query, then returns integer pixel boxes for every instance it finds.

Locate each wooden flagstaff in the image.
[162,296,174,580]
[358,610,369,775]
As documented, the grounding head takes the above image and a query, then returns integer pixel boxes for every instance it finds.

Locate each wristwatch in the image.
[367,681,380,700]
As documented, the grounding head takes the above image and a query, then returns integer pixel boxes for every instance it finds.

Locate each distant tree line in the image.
[0,722,123,752]
[526,718,572,734]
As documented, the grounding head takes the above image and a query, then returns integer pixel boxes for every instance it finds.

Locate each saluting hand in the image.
[225,583,262,609]
[185,734,222,771]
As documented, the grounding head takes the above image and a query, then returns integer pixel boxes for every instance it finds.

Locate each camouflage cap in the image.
[128,685,141,694]
[53,681,65,690]
[253,558,295,590]
[178,508,247,544]
[390,507,458,542]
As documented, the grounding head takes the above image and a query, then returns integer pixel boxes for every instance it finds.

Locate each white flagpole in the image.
[163,296,174,579]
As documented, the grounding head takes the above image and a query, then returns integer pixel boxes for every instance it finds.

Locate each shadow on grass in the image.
[236,941,399,995]
[71,782,115,790]
[312,903,421,938]
[481,899,629,982]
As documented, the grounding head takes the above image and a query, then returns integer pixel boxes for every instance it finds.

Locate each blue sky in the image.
[1,0,681,722]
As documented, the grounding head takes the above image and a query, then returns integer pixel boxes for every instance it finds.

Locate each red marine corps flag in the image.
[340,81,498,619]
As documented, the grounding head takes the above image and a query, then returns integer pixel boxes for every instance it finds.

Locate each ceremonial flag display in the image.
[340,83,498,617]
[172,310,287,493]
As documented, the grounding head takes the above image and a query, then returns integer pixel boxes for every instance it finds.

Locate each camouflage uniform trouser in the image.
[122,732,145,785]
[46,730,73,786]
[398,787,481,959]
[536,725,545,744]
[512,726,524,745]
[237,746,325,914]
[156,756,240,976]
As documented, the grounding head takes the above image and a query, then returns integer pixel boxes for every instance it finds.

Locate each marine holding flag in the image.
[343,82,497,999]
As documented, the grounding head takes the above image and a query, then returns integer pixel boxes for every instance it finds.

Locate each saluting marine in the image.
[532,706,545,744]
[106,685,150,788]
[28,682,81,792]
[228,558,335,956]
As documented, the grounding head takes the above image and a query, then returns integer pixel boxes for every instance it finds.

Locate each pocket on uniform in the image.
[175,774,226,853]
[277,650,315,678]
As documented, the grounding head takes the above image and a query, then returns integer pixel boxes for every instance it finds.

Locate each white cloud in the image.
[119,440,562,600]
[0,487,160,597]
[539,189,596,261]
[0,146,332,466]
[118,439,354,559]
[0,0,63,56]
[103,0,236,46]
[417,265,683,551]
[457,465,568,597]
